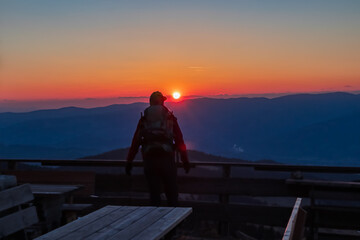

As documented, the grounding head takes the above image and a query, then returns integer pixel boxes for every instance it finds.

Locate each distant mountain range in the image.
[1,92,360,166]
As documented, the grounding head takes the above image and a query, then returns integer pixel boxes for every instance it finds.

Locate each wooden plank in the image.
[96,174,291,196]
[132,207,192,240]
[283,198,306,240]
[86,207,156,240]
[0,175,17,191]
[287,179,360,189]
[108,207,173,240]
[61,206,138,240]
[318,228,360,237]
[30,184,82,196]
[3,158,360,173]
[0,184,34,212]
[0,206,38,237]
[3,170,95,196]
[35,205,119,240]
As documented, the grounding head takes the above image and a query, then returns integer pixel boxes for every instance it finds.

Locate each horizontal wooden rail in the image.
[2,158,360,173]
[95,175,293,196]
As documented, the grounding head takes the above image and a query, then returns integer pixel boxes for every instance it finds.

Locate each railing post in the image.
[218,165,231,236]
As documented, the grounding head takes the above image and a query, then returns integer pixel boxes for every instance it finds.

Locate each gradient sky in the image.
[1,0,360,100]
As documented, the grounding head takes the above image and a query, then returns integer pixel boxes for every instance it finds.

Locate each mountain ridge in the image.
[1,92,360,166]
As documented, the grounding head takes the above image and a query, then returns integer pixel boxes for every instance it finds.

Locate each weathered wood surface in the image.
[86,207,154,240]
[0,175,17,191]
[287,179,360,189]
[35,205,192,240]
[30,184,83,196]
[130,207,192,240]
[0,183,34,212]
[318,228,360,237]
[0,206,38,237]
[283,198,307,240]
[0,183,38,238]
[79,196,294,226]
[35,205,119,240]
[3,170,95,196]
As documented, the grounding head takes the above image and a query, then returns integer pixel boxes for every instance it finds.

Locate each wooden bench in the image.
[283,198,307,240]
[35,205,192,240]
[287,179,360,238]
[0,175,17,191]
[0,183,39,239]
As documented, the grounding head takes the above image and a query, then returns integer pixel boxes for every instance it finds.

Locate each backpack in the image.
[141,105,174,153]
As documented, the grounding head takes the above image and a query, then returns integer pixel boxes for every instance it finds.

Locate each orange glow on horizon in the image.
[2,1,360,101]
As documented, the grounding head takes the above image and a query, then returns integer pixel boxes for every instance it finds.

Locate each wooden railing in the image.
[283,198,307,240]
[2,158,360,239]
[3,158,360,173]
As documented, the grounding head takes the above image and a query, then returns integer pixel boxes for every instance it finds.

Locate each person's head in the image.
[149,91,167,106]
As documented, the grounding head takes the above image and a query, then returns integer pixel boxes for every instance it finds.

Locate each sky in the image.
[1,0,360,101]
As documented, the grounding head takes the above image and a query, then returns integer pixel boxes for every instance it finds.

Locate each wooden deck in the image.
[35,205,192,240]
[3,158,360,239]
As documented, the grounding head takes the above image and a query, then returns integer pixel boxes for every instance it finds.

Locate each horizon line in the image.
[1,90,360,102]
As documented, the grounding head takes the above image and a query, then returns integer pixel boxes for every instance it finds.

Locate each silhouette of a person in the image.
[126,91,190,207]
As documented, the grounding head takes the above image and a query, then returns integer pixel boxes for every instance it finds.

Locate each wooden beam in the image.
[86,207,154,240]
[0,184,34,212]
[96,174,293,196]
[3,158,360,173]
[283,198,307,240]
[0,206,38,237]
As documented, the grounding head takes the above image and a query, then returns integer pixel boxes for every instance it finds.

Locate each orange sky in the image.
[1,1,360,100]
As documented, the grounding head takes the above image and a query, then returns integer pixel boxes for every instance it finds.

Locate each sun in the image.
[172,92,181,100]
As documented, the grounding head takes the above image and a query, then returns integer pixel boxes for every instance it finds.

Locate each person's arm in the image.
[126,118,143,175]
[173,116,190,173]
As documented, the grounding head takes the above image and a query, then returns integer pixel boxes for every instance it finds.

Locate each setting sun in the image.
[173,92,181,100]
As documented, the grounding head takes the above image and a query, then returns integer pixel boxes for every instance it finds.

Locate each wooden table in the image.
[29,184,84,232]
[30,184,83,197]
[35,205,192,240]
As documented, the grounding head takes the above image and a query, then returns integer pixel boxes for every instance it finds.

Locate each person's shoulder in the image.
[162,106,177,119]
[144,106,151,112]
[167,108,178,121]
